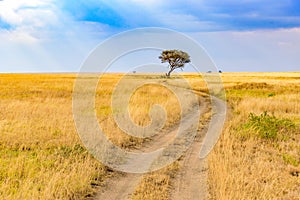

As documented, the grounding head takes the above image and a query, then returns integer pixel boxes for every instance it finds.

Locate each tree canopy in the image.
[159,49,191,77]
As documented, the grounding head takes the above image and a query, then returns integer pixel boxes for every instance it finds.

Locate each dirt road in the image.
[92,95,226,200]
[171,96,227,200]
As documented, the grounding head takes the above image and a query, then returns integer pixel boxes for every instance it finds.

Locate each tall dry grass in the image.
[0,73,197,199]
[208,72,300,199]
[0,74,110,200]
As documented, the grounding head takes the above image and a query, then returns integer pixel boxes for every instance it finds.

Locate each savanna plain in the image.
[0,72,299,200]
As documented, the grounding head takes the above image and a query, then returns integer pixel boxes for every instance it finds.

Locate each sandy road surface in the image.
[92,96,209,200]
[92,94,226,200]
[170,97,226,200]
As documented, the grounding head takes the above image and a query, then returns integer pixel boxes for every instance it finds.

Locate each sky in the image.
[0,0,300,72]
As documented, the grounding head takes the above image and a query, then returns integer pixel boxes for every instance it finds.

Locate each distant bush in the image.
[242,112,296,140]
[267,93,275,97]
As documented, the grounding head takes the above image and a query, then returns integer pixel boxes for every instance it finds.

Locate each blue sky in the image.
[0,0,299,72]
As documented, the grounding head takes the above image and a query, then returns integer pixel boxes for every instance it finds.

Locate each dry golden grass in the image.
[0,73,194,199]
[131,162,180,200]
[0,74,110,200]
[96,76,182,148]
[2,72,299,200]
[209,72,300,199]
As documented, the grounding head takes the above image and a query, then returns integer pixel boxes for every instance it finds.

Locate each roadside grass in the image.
[208,72,300,199]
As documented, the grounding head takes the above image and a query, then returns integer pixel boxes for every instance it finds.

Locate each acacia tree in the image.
[159,49,191,77]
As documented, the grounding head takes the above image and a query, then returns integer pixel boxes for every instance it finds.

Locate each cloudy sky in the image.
[0,0,299,72]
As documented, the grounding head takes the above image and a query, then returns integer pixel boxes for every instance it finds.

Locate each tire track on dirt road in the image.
[170,97,226,200]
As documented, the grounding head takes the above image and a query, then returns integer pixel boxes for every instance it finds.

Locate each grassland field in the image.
[0,72,299,199]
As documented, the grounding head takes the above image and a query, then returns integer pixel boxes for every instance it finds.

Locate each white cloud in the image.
[0,0,55,25]
[0,0,108,71]
[0,0,61,42]
[0,28,37,43]
[0,0,112,42]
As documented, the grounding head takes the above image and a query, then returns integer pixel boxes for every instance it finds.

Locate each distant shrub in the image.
[242,112,296,140]
[268,93,275,97]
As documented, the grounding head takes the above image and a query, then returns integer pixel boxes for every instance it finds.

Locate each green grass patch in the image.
[282,153,299,167]
[241,112,296,140]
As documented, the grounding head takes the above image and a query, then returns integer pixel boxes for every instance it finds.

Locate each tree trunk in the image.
[166,71,171,77]
[166,67,175,77]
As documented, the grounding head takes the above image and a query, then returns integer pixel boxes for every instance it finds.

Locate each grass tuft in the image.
[282,153,299,167]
